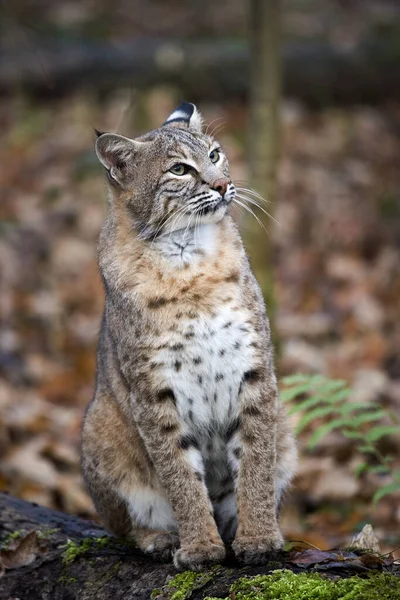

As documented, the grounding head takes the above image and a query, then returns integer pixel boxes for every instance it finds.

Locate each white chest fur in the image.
[153,303,255,432]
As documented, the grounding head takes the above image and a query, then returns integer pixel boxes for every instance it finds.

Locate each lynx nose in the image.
[212,177,230,197]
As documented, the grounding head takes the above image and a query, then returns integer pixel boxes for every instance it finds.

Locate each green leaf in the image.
[351,410,385,427]
[365,426,400,443]
[287,396,328,415]
[358,444,377,454]
[367,465,391,475]
[296,405,337,434]
[314,380,348,397]
[354,463,368,477]
[337,401,373,415]
[281,374,314,386]
[322,388,351,404]
[373,481,400,504]
[281,383,317,402]
[307,418,347,449]
[342,429,366,440]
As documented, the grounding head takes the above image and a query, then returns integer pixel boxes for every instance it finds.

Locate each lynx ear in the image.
[163,101,203,134]
[95,133,144,186]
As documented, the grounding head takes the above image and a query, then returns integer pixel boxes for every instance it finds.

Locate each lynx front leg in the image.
[133,387,225,570]
[232,368,284,565]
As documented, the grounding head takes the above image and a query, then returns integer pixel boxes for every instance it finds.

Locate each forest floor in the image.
[0,89,399,556]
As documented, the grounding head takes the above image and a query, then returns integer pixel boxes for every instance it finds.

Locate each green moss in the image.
[57,575,78,585]
[168,572,202,600]
[0,530,24,549]
[60,536,110,565]
[37,527,60,539]
[153,567,222,600]
[205,570,400,600]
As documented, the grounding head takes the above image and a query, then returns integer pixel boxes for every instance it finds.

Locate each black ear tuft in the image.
[163,101,195,126]
[94,128,105,138]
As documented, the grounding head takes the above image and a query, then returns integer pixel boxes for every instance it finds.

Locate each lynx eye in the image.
[209,149,220,164]
[170,163,188,176]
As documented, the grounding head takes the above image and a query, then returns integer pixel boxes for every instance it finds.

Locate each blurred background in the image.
[1,0,399,555]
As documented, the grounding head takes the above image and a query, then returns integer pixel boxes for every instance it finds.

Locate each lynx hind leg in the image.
[276,403,298,512]
[82,395,179,561]
[85,471,179,561]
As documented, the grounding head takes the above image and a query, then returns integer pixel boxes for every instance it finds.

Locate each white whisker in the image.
[235,193,280,227]
[205,117,225,136]
[232,198,270,237]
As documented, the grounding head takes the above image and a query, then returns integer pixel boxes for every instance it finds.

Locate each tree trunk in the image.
[245,0,281,348]
[0,494,398,600]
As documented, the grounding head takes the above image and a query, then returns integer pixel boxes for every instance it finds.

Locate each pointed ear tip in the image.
[94,128,106,138]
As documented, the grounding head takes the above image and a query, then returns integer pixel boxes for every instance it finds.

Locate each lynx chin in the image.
[81,101,297,570]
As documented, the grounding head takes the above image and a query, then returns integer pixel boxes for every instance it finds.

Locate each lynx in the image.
[81,102,297,570]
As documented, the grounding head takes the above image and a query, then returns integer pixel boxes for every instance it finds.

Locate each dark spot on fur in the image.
[225,271,240,283]
[215,373,224,382]
[150,361,163,370]
[213,392,218,403]
[171,343,184,351]
[188,397,194,405]
[176,311,184,318]
[233,447,242,459]
[193,356,202,365]
[187,310,198,319]
[225,417,241,440]
[178,434,199,450]
[234,341,241,350]
[160,422,178,434]
[222,321,232,329]
[192,293,201,301]
[223,296,233,303]
[188,409,194,422]
[155,343,169,350]
[239,326,249,333]
[249,341,259,348]
[243,369,262,384]
[148,297,168,309]
[198,375,203,385]
[219,349,226,356]
[184,332,195,339]
[242,430,256,443]
[243,404,262,416]
[156,388,176,404]
[174,360,182,372]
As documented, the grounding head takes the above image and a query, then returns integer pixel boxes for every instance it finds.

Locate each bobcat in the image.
[81,102,297,570]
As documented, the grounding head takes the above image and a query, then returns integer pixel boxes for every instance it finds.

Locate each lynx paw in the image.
[173,542,226,571]
[232,531,284,565]
[141,532,180,562]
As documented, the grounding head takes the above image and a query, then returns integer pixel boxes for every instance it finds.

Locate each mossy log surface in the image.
[0,493,399,600]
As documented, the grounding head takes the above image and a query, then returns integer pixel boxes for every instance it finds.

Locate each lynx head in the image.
[95,102,235,239]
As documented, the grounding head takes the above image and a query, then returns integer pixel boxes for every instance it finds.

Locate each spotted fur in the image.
[81,102,297,570]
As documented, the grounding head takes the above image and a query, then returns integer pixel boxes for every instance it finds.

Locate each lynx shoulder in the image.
[81,101,297,570]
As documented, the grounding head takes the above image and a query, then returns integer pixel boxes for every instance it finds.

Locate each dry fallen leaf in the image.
[350,524,381,553]
[0,531,45,571]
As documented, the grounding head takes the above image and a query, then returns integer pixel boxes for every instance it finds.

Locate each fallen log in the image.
[0,493,399,599]
[1,27,400,106]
